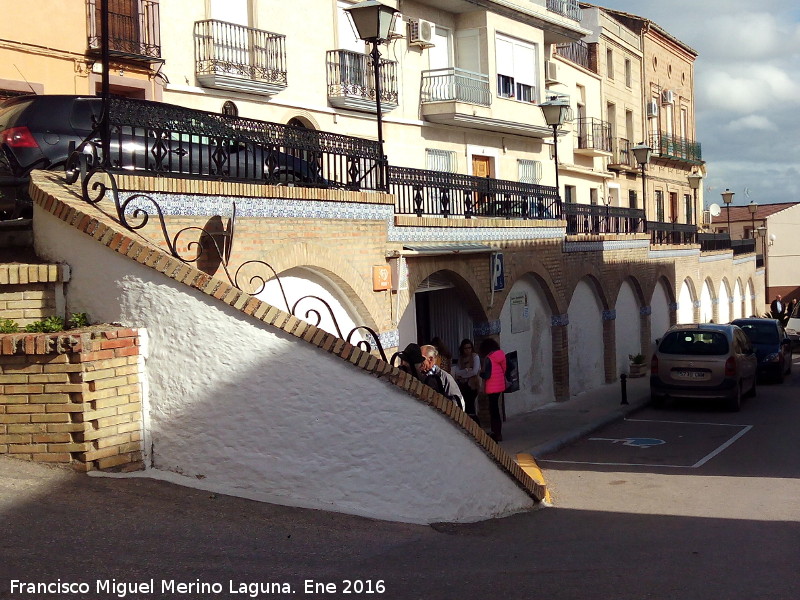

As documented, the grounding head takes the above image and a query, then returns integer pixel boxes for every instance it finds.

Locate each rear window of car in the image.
[659,331,729,355]
[0,99,33,124]
[735,323,779,345]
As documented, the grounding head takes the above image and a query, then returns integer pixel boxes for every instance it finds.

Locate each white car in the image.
[786,302,800,346]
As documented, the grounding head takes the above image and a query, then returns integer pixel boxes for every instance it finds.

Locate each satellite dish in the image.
[709,203,721,217]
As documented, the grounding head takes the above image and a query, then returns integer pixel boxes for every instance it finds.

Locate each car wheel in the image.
[726,383,742,412]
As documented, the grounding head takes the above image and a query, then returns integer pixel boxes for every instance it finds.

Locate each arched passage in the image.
[732,279,744,320]
[651,277,673,344]
[678,279,696,324]
[718,279,732,324]
[567,278,605,396]
[700,278,714,322]
[615,279,642,375]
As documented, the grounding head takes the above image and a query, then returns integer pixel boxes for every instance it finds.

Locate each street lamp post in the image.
[747,200,758,239]
[345,0,398,192]
[538,100,571,202]
[687,171,702,227]
[632,142,652,229]
[721,188,734,232]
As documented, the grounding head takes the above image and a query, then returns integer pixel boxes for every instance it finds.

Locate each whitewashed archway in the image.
[568,279,605,396]
[678,280,695,324]
[615,280,641,376]
[499,275,554,414]
[745,280,756,316]
[651,279,672,345]
[718,279,731,324]
[700,280,714,323]
[732,280,743,320]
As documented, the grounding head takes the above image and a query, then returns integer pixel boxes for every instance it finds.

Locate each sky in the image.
[596,0,800,207]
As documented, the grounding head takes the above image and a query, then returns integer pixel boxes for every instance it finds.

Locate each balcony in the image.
[648,132,703,165]
[575,118,612,157]
[86,0,161,62]
[608,137,637,171]
[546,0,582,22]
[421,68,491,107]
[554,39,590,71]
[194,20,287,96]
[649,221,698,246]
[326,50,398,114]
[563,203,645,235]
[389,166,560,220]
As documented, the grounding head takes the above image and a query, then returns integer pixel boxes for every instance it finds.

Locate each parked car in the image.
[786,302,800,348]
[0,95,326,220]
[650,323,757,411]
[731,318,793,383]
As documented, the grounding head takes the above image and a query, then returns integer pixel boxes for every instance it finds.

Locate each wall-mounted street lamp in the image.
[632,142,652,224]
[538,99,571,202]
[747,200,758,239]
[345,0,398,191]
[721,188,734,232]
[687,171,702,227]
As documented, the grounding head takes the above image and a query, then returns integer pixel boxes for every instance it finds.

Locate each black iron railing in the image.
[194,20,287,88]
[547,0,582,21]
[326,50,398,108]
[577,118,612,153]
[555,40,590,70]
[648,132,702,163]
[420,68,491,106]
[563,204,645,235]
[698,232,731,252]
[731,238,756,256]
[389,166,560,219]
[649,221,698,245]
[87,0,161,60]
[98,97,384,190]
[609,137,636,168]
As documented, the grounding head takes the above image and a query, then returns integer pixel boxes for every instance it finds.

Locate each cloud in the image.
[699,65,800,113]
[724,115,777,131]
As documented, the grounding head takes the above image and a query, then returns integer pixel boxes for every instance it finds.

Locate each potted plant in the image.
[628,353,647,378]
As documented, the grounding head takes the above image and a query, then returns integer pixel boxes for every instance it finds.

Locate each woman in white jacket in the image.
[451,339,481,424]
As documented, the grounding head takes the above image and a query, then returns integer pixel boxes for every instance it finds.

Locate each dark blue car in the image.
[731,318,793,383]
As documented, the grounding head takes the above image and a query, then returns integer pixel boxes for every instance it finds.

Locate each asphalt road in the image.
[1,358,799,600]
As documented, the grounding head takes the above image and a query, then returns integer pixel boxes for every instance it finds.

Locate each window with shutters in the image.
[655,189,665,222]
[517,159,542,184]
[426,149,457,173]
[629,189,637,209]
[495,34,537,103]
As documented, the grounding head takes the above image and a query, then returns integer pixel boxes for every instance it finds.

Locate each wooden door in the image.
[472,155,493,215]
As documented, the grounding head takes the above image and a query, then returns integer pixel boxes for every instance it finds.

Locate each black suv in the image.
[0,95,326,220]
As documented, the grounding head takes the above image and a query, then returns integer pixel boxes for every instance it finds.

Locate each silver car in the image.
[650,323,758,411]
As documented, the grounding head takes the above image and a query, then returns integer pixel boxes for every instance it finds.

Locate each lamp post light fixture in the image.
[747,200,758,239]
[631,142,652,224]
[687,171,702,227]
[538,99,571,202]
[345,0,398,191]
[721,188,734,232]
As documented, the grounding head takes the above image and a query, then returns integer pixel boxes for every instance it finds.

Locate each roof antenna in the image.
[13,64,38,95]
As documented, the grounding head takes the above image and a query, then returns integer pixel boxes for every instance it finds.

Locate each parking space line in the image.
[540,419,753,469]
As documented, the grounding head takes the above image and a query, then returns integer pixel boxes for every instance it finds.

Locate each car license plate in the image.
[674,370,707,380]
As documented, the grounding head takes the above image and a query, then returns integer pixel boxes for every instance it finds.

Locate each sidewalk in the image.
[499,374,651,459]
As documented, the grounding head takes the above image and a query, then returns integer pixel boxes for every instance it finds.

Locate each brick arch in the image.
[565,272,610,312]
[259,241,382,331]
[654,274,677,306]
[506,255,564,315]
[643,265,677,306]
[609,274,647,309]
[409,266,488,324]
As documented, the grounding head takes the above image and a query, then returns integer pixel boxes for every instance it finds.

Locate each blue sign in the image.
[492,253,504,292]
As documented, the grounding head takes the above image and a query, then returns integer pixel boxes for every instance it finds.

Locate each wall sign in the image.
[491,252,504,292]
[372,265,392,291]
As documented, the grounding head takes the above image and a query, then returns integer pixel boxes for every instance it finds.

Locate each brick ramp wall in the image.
[0,328,142,471]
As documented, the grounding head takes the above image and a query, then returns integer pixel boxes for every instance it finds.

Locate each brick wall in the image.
[0,263,70,327]
[0,327,143,471]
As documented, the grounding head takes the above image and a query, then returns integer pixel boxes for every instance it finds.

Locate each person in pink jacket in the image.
[479,338,507,442]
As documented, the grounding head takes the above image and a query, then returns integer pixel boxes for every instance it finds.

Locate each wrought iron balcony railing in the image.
[698,232,731,252]
[731,238,756,256]
[576,117,612,153]
[420,68,491,107]
[95,97,385,191]
[648,132,703,164]
[389,166,560,220]
[326,50,398,112]
[608,137,636,169]
[563,203,645,235]
[86,0,161,61]
[194,20,287,92]
[547,0,582,21]
[649,221,698,246]
[554,40,590,70]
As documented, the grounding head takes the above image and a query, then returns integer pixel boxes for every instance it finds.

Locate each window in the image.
[655,189,665,222]
[684,194,693,224]
[564,185,576,204]
[606,48,614,79]
[624,58,632,87]
[518,159,542,184]
[629,189,637,209]
[495,34,537,103]
[590,188,599,205]
[426,149,457,173]
[222,100,238,116]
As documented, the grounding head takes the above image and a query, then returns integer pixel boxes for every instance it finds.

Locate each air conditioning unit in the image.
[545,60,560,83]
[408,18,435,47]
[389,13,405,39]
[661,89,675,104]
[646,99,659,117]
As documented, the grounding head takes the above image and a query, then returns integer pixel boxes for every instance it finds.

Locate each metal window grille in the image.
[425,149,457,173]
[517,159,542,184]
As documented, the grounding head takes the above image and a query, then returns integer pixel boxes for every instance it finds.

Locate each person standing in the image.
[479,338,507,442]
[770,294,785,321]
[419,345,464,410]
[451,339,481,424]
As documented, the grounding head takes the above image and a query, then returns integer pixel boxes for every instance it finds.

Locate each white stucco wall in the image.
[33,206,534,524]
[678,280,694,324]
[650,281,671,346]
[700,280,713,323]
[567,279,605,396]
[718,280,731,324]
[732,281,743,320]
[614,281,641,375]
[746,281,756,316]
[499,276,554,415]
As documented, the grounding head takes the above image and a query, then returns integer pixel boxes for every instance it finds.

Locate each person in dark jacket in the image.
[397,343,464,410]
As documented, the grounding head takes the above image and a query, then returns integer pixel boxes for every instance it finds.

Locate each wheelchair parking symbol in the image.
[589,437,666,448]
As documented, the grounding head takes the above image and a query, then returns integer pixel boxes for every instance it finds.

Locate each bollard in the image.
[620,373,628,405]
